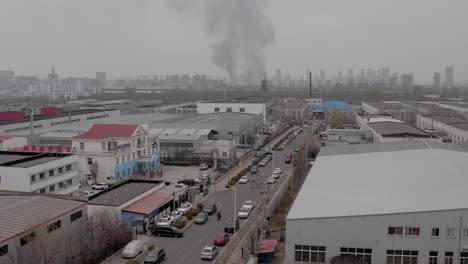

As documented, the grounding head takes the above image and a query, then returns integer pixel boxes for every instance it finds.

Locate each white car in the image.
[91,183,108,190]
[177,202,193,214]
[156,216,175,226]
[200,246,219,260]
[80,190,97,197]
[266,177,277,184]
[273,168,283,175]
[199,163,209,170]
[243,200,255,211]
[122,240,144,258]
[174,183,188,189]
[238,206,251,219]
[171,211,183,221]
[239,175,249,184]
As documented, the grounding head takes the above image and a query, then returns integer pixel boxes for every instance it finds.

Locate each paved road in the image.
[138,127,312,264]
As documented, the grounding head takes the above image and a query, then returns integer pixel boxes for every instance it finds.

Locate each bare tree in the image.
[90,161,98,184]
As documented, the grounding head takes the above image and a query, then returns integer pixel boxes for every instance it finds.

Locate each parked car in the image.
[276,145,284,151]
[239,175,249,184]
[294,148,300,152]
[91,183,108,190]
[200,246,219,260]
[156,216,174,226]
[174,183,188,189]
[213,233,230,246]
[144,247,166,264]
[195,212,209,224]
[152,226,183,238]
[250,166,258,174]
[263,148,272,154]
[122,240,144,258]
[203,203,218,215]
[199,163,209,170]
[284,157,292,164]
[273,168,283,175]
[243,200,255,211]
[238,206,251,219]
[265,154,272,161]
[176,202,193,214]
[266,177,277,184]
[178,179,200,186]
[224,219,240,233]
[170,211,183,221]
[258,161,267,167]
[80,190,97,197]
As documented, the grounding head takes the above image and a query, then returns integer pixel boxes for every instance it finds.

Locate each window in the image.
[20,232,36,246]
[227,107,232,112]
[386,250,418,264]
[102,142,106,150]
[66,179,72,185]
[137,151,141,158]
[122,156,125,163]
[128,168,131,175]
[58,182,64,189]
[133,152,135,159]
[39,172,45,179]
[49,185,55,192]
[0,245,7,257]
[447,228,456,237]
[432,228,440,237]
[58,167,63,173]
[214,107,220,112]
[47,220,61,233]
[116,157,119,165]
[445,252,454,264]
[122,171,126,177]
[143,149,146,155]
[87,158,93,165]
[66,164,72,171]
[80,142,84,150]
[70,210,82,222]
[222,151,227,157]
[429,251,438,264]
[49,170,54,177]
[31,175,36,182]
[463,228,468,238]
[40,188,45,193]
[460,252,468,264]
[388,227,418,236]
[294,245,326,263]
[340,248,372,264]
[240,107,245,112]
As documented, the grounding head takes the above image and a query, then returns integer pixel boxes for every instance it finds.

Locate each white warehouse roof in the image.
[287,140,468,220]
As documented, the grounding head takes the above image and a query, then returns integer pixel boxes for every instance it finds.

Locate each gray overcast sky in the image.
[0,0,467,82]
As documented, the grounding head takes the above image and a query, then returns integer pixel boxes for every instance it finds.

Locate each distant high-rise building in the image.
[400,73,414,92]
[433,72,441,89]
[15,76,39,91]
[382,67,391,81]
[445,66,454,88]
[0,70,15,91]
[320,70,325,85]
[96,72,106,86]
[48,67,58,84]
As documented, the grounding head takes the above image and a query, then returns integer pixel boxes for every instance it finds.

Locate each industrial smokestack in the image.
[309,72,312,98]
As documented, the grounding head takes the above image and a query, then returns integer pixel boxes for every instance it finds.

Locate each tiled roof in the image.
[74,124,139,139]
[122,192,174,215]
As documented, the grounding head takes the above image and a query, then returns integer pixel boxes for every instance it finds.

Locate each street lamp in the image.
[230,185,237,239]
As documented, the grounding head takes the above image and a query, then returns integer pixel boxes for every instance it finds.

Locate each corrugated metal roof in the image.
[0,194,85,244]
[287,141,468,220]
[369,122,432,137]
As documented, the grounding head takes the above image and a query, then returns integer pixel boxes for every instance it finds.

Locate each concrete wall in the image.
[417,115,468,143]
[286,209,468,264]
[0,137,27,150]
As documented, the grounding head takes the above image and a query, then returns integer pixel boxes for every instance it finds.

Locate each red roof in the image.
[74,124,139,139]
[256,240,278,254]
[122,192,174,215]
[0,136,13,142]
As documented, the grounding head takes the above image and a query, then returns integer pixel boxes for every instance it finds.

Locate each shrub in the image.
[185,211,193,220]
[225,184,231,188]
[191,208,201,216]
[173,220,186,229]
[197,203,204,210]
[161,161,191,166]
[147,244,155,251]
[126,261,139,264]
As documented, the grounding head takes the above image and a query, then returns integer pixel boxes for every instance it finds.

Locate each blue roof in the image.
[308,101,352,111]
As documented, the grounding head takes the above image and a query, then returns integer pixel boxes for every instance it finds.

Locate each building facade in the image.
[72,124,161,184]
[417,115,468,143]
[0,152,80,194]
[196,102,266,121]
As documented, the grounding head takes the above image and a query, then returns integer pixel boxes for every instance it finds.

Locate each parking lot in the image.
[162,165,215,184]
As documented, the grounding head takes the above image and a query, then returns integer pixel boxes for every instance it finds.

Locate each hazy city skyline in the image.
[0,0,467,83]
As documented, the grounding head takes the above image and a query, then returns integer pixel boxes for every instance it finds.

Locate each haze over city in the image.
[1,0,467,82]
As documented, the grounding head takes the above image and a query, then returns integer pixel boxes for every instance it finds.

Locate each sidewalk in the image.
[103,234,152,264]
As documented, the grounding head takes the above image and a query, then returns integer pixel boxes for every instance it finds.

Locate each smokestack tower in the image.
[309,71,312,97]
